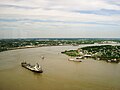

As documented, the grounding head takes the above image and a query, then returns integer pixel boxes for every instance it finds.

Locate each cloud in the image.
[0,0,120,38]
[106,0,120,6]
[47,0,120,11]
[0,4,39,9]
[0,18,119,26]
[78,9,120,16]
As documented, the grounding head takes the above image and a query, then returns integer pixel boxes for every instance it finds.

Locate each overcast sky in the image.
[0,0,120,38]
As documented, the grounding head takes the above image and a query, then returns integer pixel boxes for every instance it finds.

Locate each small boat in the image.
[68,58,75,61]
[106,59,119,63]
[41,56,45,60]
[21,62,43,73]
[68,58,82,62]
[76,56,83,59]
[74,59,82,62]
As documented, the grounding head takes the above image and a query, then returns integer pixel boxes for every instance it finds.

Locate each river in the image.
[0,45,120,90]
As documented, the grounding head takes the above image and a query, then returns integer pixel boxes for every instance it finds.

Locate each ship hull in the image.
[21,62,43,73]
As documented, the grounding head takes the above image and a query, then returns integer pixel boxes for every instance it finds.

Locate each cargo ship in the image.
[21,62,43,73]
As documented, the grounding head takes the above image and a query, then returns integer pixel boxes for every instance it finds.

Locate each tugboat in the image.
[21,62,43,73]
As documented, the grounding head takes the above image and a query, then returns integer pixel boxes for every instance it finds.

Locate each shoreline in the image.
[0,45,72,53]
[1,43,120,53]
[62,44,120,63]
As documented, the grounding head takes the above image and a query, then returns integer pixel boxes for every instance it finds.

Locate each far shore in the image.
[0,45,71,53]
[1,43,120,53]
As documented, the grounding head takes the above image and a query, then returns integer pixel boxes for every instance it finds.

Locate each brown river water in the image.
[0,45,120,90]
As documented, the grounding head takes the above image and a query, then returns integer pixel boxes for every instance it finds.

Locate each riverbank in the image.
[62,45,120,63]
[0,45,71,53]
[1,38,120,52]
[1,43,120,53]
[0,46,38,52]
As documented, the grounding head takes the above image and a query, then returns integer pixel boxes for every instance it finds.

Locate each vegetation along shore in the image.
[0,38,120,52]
[61,45,120,63]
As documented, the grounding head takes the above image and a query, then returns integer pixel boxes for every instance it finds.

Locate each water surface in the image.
[0,46,120,90]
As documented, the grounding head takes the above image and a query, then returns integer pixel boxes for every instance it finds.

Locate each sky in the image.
[0,0,120,38]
